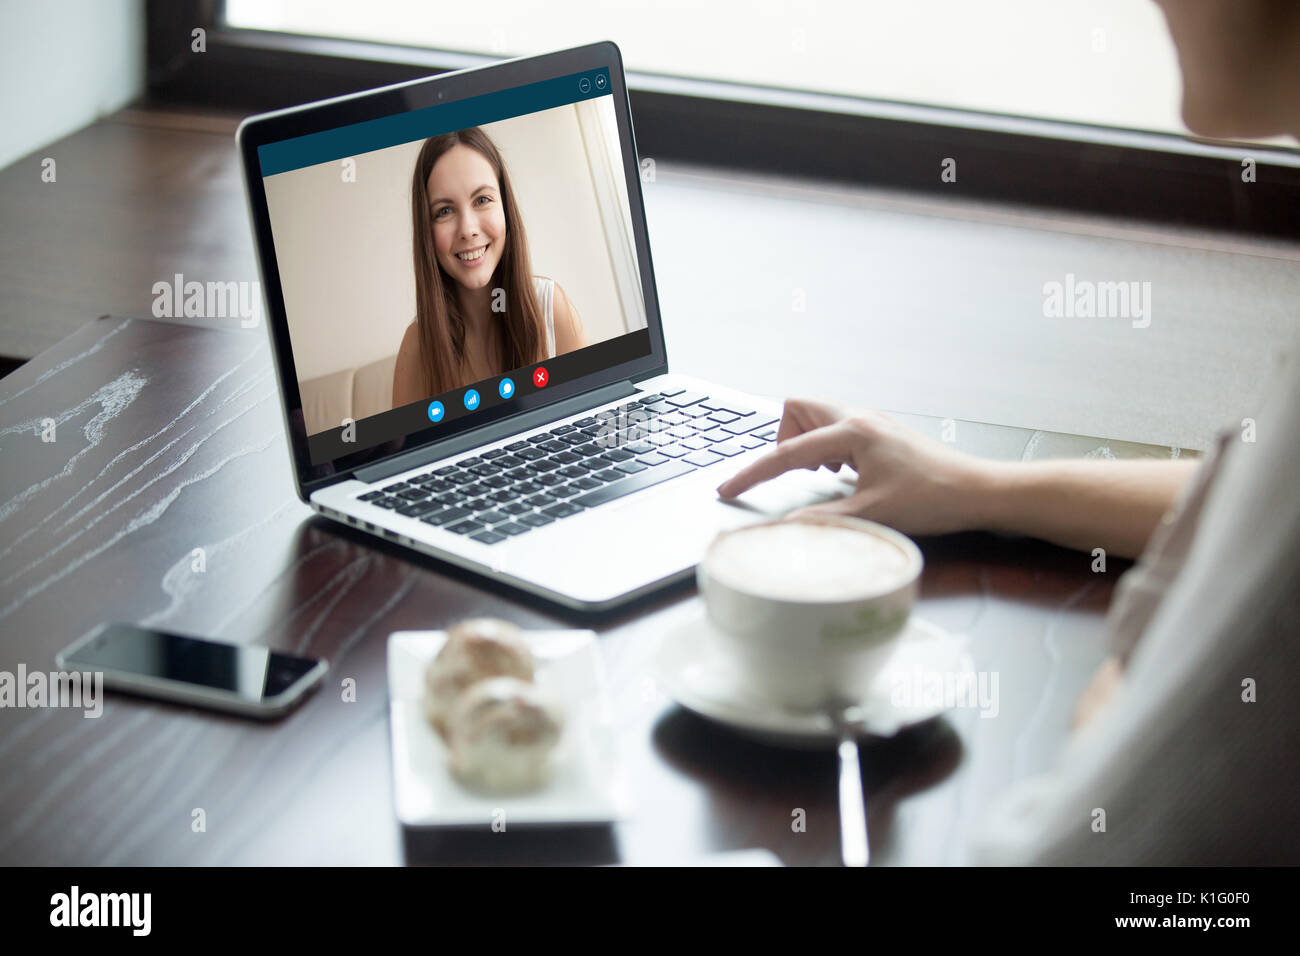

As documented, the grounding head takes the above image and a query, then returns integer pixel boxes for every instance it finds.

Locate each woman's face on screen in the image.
[425,144,507,292]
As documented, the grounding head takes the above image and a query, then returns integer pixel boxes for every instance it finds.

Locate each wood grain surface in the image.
[0,314,1118,865]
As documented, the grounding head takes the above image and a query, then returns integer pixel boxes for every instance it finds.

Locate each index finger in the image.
[716,423,855,498]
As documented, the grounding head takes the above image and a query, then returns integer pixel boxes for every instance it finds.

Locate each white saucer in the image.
[653,612,969,747]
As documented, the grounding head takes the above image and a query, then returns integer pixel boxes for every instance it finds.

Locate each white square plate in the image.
[387,629,627,827]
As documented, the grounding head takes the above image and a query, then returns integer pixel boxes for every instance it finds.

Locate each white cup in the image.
[696,514,923,710]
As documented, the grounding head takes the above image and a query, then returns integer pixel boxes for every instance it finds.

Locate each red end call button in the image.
[533,366,549,388]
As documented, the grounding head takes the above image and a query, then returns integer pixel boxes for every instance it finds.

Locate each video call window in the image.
[261,93,647,441]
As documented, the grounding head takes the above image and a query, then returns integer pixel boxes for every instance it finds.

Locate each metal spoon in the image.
[828,699,870,867]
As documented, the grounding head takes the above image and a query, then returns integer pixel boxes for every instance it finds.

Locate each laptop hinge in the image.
[353,380,639,484]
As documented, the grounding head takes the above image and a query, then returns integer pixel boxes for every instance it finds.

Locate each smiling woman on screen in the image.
[392,127,588,407]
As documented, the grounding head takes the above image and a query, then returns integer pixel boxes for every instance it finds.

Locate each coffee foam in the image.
[706,520,911,602]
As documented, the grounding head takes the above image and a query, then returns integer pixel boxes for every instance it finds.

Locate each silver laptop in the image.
[237,41,846,610]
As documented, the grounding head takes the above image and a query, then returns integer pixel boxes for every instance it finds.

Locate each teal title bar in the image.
[258,68,612,177]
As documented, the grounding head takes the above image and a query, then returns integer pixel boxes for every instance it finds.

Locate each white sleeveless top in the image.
[532,276,556,358]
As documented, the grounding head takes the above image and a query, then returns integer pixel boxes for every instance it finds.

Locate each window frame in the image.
[146,0,1300,238]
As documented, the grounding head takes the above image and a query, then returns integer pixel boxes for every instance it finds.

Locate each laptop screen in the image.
[254,65,652,473]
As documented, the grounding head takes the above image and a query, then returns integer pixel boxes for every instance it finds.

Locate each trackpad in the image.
[714,466,852,519]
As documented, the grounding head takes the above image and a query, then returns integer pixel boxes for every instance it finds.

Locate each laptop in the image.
[236,40,848,611]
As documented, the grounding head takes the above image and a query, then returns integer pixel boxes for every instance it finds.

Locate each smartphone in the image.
[56,623,328,720]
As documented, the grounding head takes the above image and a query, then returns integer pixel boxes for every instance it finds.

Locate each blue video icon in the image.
[427,400,444,422]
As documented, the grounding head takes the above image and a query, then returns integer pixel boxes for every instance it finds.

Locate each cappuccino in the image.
[706,519,912,603]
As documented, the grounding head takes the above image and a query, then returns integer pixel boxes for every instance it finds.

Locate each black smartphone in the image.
[56,623,328,720]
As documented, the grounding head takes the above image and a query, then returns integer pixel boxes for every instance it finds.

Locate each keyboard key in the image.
[445,471,476,485]
[666,390,708,407]
[550,483,582,498]
[418,478,451,492]
[558,465,587,479]
[469,463,502,477]
[422,506,469,525]
[397,499,442,517]
[532,459,561,472]
[496,455,524,468]
[638,452,669,466]
[488,490,518,503]
[528,433,553,444]
[667,425,695,439]
[464,499,494,512]
[684,450,724,467]
[559,433,588,446]
[505,467,531,480]
[483,476,513,489]
[624,441,655,454]
[476,510,509,524]
[459,456,484,467]
[721,416,779,436]
[432,492,463,506]
[447,520,485,535]
[572,477,602,490]
[471,530,506,544]
[396,488,428,500]
[647,432,677,447]
[515,447,546,461]
[595,469,623,482]
[536,473,564,486]
[602,448,634,462]
[755,428,778,440]
[539,440,568,453]
[506,440,530,451]
[550,424,576,435]
[482,448,509,459]
[572,460,695,508]
[701,402,755,417]
[682,436,711,450]
[696,428,732,443]
[496,522,530,536]
[711,440,748,457]
[657,443,690,458]
[636,391,667,403]
[358,490,385,502]
[433,465,460,475]
[707,411,741,425]
[653,386,685,397]
[551,451,580,465]
[519,513,555,528]
[501,502,531,515]
[573,416,598,427]
[524,493,560,507]
[371,497,401,509]
[681,405,714,419]
[615,460,648,474]
[461,482,489,496]
[740,436,767,449]
[541,502,585,519]
[513,480,543,495]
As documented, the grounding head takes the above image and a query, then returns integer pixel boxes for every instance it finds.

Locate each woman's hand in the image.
[716,398,994,537]
[716,397,1196,557]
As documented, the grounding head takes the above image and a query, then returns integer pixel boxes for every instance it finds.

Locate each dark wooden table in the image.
[0,313,1117,865]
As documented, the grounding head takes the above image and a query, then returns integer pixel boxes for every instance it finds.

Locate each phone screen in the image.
[67,624,320,702]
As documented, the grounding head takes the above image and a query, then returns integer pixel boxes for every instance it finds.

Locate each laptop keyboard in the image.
[353,387,778,545]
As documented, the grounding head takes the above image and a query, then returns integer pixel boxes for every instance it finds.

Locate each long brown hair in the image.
[410,127,544,396]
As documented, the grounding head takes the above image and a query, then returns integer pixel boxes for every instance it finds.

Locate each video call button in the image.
[498,377,515,399]
[427,400,445,422]
[578,77,591,94]
[463,388,480,410]
[533,366,549,388]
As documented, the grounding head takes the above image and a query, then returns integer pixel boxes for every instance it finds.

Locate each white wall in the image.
[264,98,645,384]
[0,0,145,170]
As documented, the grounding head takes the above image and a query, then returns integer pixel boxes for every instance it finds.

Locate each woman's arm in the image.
[551,283,589,353]
[391,322,423,408]
[716,398,1196,559]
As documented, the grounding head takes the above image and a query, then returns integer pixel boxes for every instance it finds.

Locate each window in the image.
[226,0,1191,135]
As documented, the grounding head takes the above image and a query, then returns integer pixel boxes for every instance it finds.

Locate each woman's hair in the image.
[410,127,544,395]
